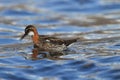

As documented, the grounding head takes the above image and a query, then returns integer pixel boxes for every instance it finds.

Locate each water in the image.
[0,0,120,80]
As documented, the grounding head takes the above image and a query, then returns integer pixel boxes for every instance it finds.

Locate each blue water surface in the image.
[0,0,120,80]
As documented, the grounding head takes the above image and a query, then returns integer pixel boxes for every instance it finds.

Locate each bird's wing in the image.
[40,35,77,46]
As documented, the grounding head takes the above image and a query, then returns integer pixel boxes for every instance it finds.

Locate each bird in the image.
[20,25,78,58]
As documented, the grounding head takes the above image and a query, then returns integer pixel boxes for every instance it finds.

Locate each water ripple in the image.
[0,0,120,80]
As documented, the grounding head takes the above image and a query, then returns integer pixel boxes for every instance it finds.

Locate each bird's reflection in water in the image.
[20,48,74,60]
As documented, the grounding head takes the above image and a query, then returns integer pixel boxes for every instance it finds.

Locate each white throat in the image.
[28,31,34,36]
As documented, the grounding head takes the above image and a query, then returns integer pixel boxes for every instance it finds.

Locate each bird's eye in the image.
[29,28,33,30]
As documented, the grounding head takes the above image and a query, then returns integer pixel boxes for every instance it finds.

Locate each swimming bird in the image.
[20,25,78,58]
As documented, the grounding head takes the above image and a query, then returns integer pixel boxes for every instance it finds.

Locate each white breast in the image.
[28,31,34,36]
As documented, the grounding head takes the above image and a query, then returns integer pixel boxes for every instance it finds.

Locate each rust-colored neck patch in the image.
[31,29,40,45]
